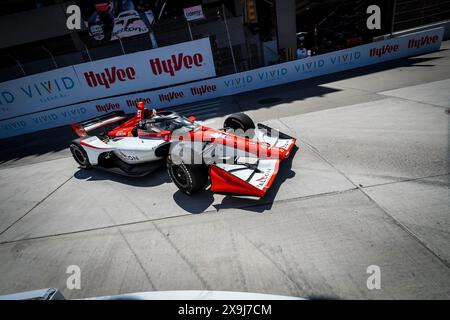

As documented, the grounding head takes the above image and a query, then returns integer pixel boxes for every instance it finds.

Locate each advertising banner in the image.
[0,38,216,121]
[74,37,216,101]
[184,5,205,21]
[0,66,82,121]
[84,0,167,42]
[0,27,444,139]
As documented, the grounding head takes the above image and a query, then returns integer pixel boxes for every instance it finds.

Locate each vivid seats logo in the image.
[149,53,203,77]
[0,77,75,107]
[369,44,399,58]
[84,67,136,89]
[408,35,439,49]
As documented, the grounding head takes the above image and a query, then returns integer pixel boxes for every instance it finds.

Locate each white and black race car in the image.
[69,102,296,197]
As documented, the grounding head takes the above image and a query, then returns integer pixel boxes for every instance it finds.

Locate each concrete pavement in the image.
[0,41,449,299]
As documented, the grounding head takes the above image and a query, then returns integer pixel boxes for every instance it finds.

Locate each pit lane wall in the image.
[0,27,444,139]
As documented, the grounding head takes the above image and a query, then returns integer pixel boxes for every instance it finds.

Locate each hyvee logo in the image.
[369,44,399,58]
[159,90,184,102]
[408,35,439,49]
[126,97,151,107]
[191,84,216,96]
[84,67,136,89]
[96,102,120,113]
[149,53,203,77]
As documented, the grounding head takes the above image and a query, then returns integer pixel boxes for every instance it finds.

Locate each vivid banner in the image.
[0,27,444,139]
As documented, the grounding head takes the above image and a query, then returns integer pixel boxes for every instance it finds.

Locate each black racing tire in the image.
[167,155,208,195]
[223,112,255,137]
[70,142,92,169]
[131,126,138,137]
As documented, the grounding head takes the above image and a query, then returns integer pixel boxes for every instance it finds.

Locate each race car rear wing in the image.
[71,111,127,137]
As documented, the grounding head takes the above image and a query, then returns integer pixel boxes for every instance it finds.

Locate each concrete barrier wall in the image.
[0,27,444,139]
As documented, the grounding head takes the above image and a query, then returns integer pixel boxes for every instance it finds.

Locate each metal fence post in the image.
[7,54,26,76]
[222,4,238,73]
[390,0,397,36]
[41,46,58,68]
[117,35,126,55]
[186,19,194,41]
[84,44,92,62]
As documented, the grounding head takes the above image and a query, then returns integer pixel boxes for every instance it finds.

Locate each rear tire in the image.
[223,112,255,138]
[167,155,208,195]
[70,142,91,169]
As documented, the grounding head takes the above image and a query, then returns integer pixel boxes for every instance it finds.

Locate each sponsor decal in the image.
[32,113,58,124]
[84,66,136,89]
[330,52,361,64]
[149,53,203,77]
[224,75,253,88]
[61,107,87,118]
[0,91,15,105]
[159,90,184,103]
[111,10,149,41]
[119,151,139,161]
[0,77,76,106]
[183,5,205,21]
[21,77,75,98]
[96,102,120,113]
[295,59,325,73]
[126,97,152,107]
[255,168,272,188]
[369,44,399,58]
[1,120,27,131]
[408,34,439,49]
[257,68,288,81]
[190,84,217,96]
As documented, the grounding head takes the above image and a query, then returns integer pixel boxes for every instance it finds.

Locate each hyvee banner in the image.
[0,27,443,138]
[74,37,215,100]
[0,38,215,120]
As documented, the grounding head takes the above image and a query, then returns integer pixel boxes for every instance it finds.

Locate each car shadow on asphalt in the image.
[73,146,298,214]
[172,190,215,214]
[73,166,172,188]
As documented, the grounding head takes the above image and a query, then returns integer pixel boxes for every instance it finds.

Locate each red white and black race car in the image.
[69,102,296,197]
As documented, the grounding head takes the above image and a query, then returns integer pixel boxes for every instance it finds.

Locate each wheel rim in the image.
[72,146,86,166]
[171,165,189,188]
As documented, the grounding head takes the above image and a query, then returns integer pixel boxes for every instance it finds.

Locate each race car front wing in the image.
[209,124,296,197]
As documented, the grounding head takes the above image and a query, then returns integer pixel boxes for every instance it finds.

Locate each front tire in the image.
[223,112,255,138]
[70,142,91,169]
[167,155,208,195]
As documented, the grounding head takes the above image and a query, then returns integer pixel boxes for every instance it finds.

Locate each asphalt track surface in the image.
[0,42,449,299]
